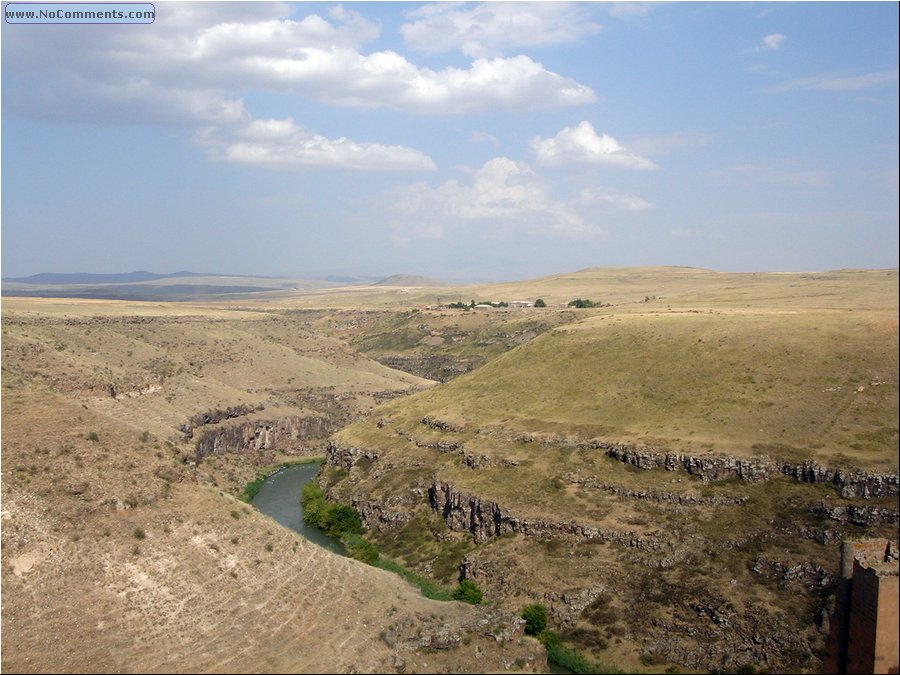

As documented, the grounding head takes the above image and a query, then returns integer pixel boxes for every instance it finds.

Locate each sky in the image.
[2,1,898,282]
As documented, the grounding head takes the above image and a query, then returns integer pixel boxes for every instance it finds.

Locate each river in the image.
[250,462,347,556]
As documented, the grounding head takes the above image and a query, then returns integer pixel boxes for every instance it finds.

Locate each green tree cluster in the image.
[450,579,483,604]
[567,298,598,308]
[302,483,363,537]
[521,603,548,635]
[342,533,380,564]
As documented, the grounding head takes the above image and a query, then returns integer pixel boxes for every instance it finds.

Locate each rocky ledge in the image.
[428,479,669,553]
[563,472,748,506]
[600,444,898,498]
[194,415,331,463]
[326,441,381,470]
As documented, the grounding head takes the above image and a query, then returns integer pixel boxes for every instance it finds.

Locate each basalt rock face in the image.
[194,415,330,463]
[428,479,667,552]
[601,444,899,498]
[429,479,506,543]
[179,405,256,439]
[645,597,819,674]
[563,472,748,506]
[781,461,898,498]
[348,495,420,532]
[325,440,380,470]
[809,503,900,526]
[326,438,895,674]
[421,416,466,433]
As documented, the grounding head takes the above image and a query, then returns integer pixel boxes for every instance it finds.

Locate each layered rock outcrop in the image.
[601,444,898,498]
[326,441,380,470]
[194,415,330,463]
[428,479,666,552]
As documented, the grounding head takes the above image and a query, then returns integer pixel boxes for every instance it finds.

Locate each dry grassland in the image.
[2,266,897,674]
[1,298,542,673]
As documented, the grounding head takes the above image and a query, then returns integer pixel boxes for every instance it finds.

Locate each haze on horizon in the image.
[2,1,898,283]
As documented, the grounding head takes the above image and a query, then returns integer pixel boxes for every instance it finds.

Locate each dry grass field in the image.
[2,266,898,673]
[361,308,898,468]
[1,296,543,673]
[324,268,898,673]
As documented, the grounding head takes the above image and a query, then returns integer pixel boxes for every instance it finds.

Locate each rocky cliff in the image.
[600,443,898,498]
[195,415,331,463]
[323,437,898,673]
[429,478,674,552]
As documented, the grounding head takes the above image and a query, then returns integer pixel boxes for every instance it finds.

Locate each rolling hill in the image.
[322,267,899,672]
[2,266,897,674]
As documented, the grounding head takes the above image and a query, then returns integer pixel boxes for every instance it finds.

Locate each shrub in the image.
[522,603,549,635]
[538,631,623,674]
[302,483,364,537]
[534,298,546,307]
[86,432,100,442]
[376,558,453,601]
[241,474,267,503]
[538,630,562,650]
[344,533,380,565]
[133,527,145,540]
[451,579,483,604]
[547,643,623,674]
[302,482,326,524]
[567,298,598,309]
[322,504,363,537]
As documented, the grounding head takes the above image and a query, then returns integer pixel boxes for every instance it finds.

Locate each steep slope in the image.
[324,271,899,672]
[343,308,574,382]
[1,299,543,673]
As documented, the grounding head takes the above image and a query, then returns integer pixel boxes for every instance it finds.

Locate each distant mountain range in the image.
[2,270,320,301]
[3,271,253,284]
[1,270,445,301]
[2,271,434,286]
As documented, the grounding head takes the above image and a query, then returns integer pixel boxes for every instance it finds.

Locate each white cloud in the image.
[531,121,658,170]
[470,131,501,148]
[768,68,898,93]
[199,118,437,172]
[4,5,595,122]
[81,78,252,126]
[226,51,595,114]
[391,157,590,238]
[578,188,653,212]
[760,33,786,51]
[389,158,654,240]
[401,2,602,57]
[188,11,379,61]
[608,3,654,19]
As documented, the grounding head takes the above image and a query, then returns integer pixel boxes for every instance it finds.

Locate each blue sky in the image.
[2,1,898,281]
